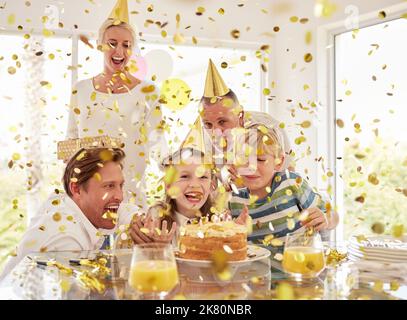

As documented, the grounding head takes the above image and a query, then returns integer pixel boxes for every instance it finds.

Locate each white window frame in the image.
[316,2,407,243]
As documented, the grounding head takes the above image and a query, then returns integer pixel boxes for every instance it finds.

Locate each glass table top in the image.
[0,247,405,300]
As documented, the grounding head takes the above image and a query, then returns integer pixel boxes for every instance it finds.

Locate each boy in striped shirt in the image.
[230,123,338,246]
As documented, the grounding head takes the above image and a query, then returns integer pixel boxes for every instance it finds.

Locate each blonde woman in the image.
[66,1,164,210]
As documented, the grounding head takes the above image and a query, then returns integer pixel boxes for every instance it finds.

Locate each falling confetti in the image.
[304,53,313,63]
[160,78,191,111]
[230,29,240,39]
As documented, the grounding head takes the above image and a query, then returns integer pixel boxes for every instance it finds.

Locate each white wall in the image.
[1,0,402,186]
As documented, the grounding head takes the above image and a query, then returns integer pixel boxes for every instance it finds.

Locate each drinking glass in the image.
[128,243,179,299]
[282,232,326,280]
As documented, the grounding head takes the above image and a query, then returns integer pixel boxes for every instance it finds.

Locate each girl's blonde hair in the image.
[97,19,137,47]
[149,148,216,230]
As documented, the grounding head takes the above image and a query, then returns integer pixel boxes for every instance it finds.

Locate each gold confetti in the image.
[314,0,337,18]
[12,153,21,160]
[7,14,16,25]
[274,253,283,261]
[99,150,113,161]
[293,136,306,145]
[392,224,404,238]
[287,218,295,230]
[196,6,205,16]
[79,34,94,49]
[300,120,311,128]
[390,280,400,291]
[367,173,379,185]
[221,62,228,69]
[141,85,155,93]
[290,16,298,23]
[60,279,71,292]
[93,172,102,182]
[371,222,384,234]
[378,11,386,19]
[304,53,313,63]
[218,8,225,15]
[53,212,62,222]
[168,186,181,199]
[336,119,344,128]
[42,29,54,37]
[325,248,347,265]
[51,199,60,206]
[270,239,283,247]
[276,282,295,300]
[8,67,16,75]
[373,280,383,292]
[140,227,150,235]
[173,32,185,44]
[230,29,240,39]
[211,250,231,281]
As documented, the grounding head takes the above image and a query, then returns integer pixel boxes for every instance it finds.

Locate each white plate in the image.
[175,245,271,267]
[348,244,407,259]
[348,248,407,263]
[349,236,407,255]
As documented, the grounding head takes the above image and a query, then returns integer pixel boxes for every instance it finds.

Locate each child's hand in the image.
[235,206,253,235]
[235,206,249,225]
[149,219,177,244]
[300,207,329,231]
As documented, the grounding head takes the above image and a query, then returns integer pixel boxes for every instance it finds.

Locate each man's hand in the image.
[129,214,154,244]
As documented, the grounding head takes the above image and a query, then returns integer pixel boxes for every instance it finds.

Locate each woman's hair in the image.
[63,147,125,197]
[149,148,216,230]
[97,19,136,47]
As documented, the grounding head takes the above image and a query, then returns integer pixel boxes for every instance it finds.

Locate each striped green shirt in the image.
[229,171,327,245]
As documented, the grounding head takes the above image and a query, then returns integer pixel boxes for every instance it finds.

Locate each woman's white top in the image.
[66,78,164,209]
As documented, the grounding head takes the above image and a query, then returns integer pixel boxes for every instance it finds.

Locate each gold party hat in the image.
[180,116,206,153]
[203,59,230,98]
[108,0,129,24]
[57,136,123,161]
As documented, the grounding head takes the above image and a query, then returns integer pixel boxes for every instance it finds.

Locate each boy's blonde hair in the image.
[247,123,285,160]
[97,19,136,47]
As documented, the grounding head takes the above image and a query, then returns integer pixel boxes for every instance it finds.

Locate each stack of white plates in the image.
[348,235,407,263]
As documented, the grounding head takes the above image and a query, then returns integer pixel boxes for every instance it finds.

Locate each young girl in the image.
[232,123,339,244]
[128,148,219,245]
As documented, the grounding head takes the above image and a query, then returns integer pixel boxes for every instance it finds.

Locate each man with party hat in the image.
[0,137,131,282]
[199,59,294,187]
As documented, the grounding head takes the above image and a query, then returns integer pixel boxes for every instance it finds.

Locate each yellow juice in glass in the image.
[282,247,325,276]
[129,260,179,292]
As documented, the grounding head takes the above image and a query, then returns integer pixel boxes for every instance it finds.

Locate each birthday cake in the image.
[178,221,248,261]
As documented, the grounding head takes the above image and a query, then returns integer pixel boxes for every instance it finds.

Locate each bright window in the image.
[0,33,72,270]
[334,18,407,240]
